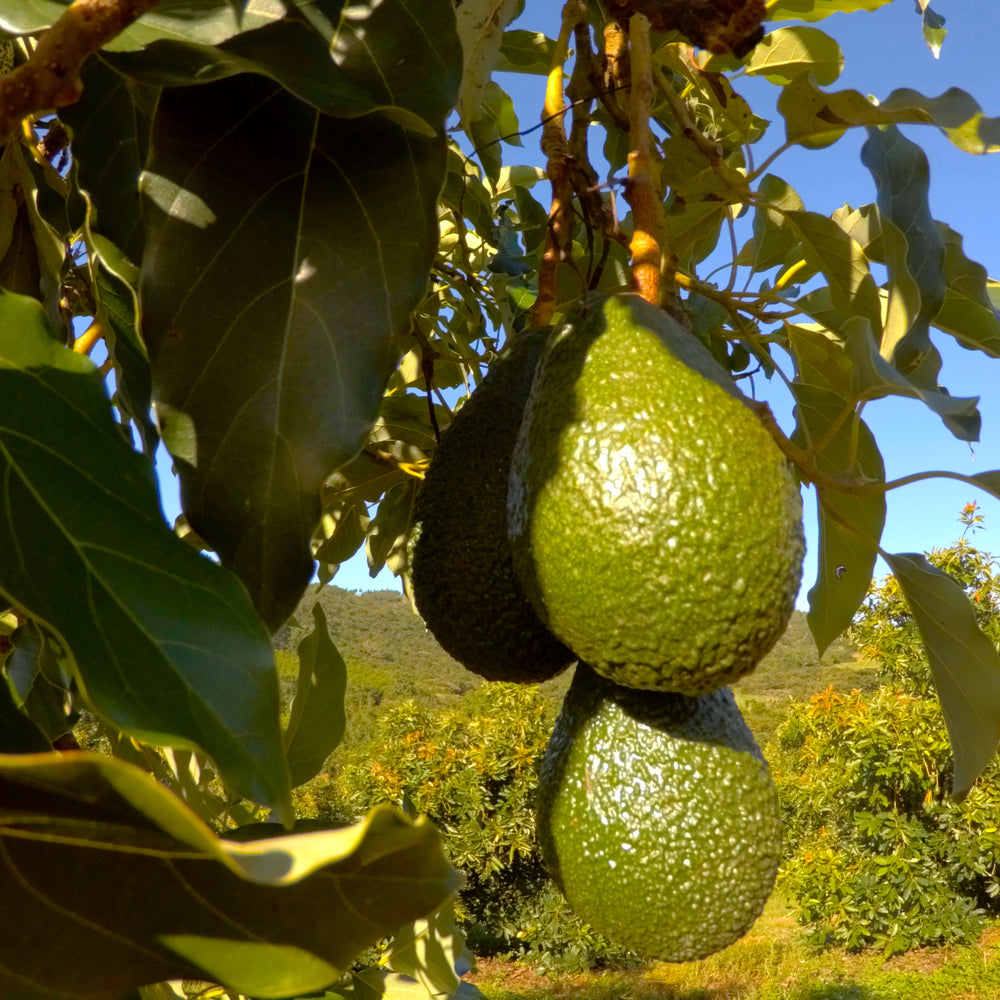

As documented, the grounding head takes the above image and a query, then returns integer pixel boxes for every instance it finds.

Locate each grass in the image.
[468,894,1000,1000]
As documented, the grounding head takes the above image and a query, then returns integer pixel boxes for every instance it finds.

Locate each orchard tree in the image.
[0,0,999,996]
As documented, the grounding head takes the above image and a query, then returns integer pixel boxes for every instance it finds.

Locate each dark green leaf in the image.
[366,479,419,578]
[842,318,980,441]
[60,56,153,265]
[0,142,65,326]
[0,677,50,753]
[0,753,459,999]
[106,0,462,136]
[88,234,159,456]
[745,27,844,85]
[284,604,347,788]
[5,621,76,742]
[142,76,446,631]
[779,77,1000,153]
[861,126,946,381]
[0,290,291,817]
[885,553,1000,797]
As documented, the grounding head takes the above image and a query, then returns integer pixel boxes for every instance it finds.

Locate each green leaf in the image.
[842,318,980,441]
[920,3,947,58]
[884,553,1000,797]
[467,80,521,185]
[0,675,50,753]
[737,173,804,270]
[783,209,883,330]
[366,479,419,578]
[496,29,556,74]
[455,0,522,128]
[0,752,459,999]
[786,323,886,653]
[779,77,1000,153]
[142,76,446,631]
[60,56,154,266]
[5,621,75,742]
[0,142,66,326]
[284,604,347,788]
[861,127,945,379]
[745,27,844,85]
[0,0,269,46]
[767,0,892,21]
[0,290,291,817]
[932,222,1000,358]
[105,0,462,136]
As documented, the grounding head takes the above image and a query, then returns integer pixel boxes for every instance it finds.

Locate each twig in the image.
[0,0,164,141]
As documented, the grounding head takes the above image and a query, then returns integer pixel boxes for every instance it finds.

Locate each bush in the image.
[770,685,1000,955]
[312,682,640,973]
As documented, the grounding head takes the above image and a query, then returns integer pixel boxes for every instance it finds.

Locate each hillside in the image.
[280,585,874,741]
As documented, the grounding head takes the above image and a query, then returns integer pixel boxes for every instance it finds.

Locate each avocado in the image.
[508,292,804,694]
[410,329,576,682]
[536,662,782,962]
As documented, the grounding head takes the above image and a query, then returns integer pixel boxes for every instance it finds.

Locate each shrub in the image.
[312,683,640,972]
[770,685,1000,955]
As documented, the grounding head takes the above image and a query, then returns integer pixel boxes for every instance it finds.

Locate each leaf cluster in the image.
[771,683,1000,955]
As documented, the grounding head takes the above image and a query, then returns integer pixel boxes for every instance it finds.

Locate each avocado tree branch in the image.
[0,0,163,142]
[623,13,666,308]
[532,0,587,328]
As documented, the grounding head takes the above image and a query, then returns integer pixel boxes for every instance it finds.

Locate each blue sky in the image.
[157,0,1000,605]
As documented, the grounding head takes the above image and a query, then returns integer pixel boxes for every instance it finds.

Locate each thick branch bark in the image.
[0,0,163,140]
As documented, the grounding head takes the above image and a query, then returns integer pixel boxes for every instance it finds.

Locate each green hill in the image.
[280,585,874,744]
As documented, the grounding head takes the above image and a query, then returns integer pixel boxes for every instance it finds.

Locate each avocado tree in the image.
[0,0,999,995]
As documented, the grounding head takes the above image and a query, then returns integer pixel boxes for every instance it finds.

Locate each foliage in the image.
[316,683,640,974]
[0,0,997,993]
[771,683,1000,956]
[848,504,1000,697]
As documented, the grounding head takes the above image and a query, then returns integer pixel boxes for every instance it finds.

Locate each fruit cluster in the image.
[411,292,804,962]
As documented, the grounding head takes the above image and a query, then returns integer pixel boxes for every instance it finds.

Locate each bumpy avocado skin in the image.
[508,293,804,694]
[536,663,782,963]
[411,330,575,683]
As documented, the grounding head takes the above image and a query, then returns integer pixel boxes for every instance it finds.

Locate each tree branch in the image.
[0,0,163,141]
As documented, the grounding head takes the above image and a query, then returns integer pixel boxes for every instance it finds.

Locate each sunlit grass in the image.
[469,893,1000,1000]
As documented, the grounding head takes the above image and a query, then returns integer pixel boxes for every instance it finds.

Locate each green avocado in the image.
[410,329,575,683]
[508,292,804,694]
[536,662,782,963]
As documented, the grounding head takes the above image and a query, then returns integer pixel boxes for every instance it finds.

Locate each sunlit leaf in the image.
[746,26,843,85]
[467,80,521,185]
[885,553,1000,797]
[737,173,804,269]
[0,290,291,817]
[284,603,347,788]
[767,0,892,21]
[780,77,1000,153]
[919,3,947,58]
[783,209,882,330]
[932,222,1000,358]
[142,76,448,631]
[496,29,556,74]
[455,0,521,128]
[0,752,459,999]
